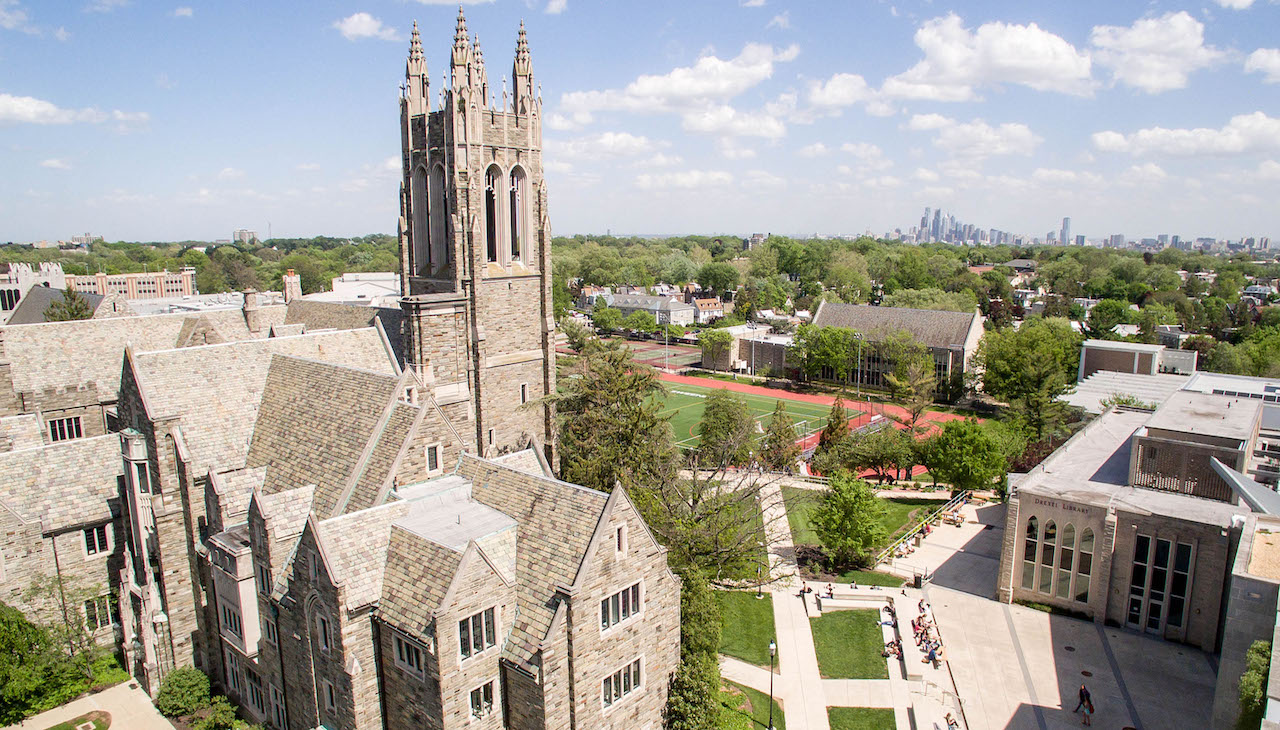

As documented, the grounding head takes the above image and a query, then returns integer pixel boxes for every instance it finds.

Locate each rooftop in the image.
[1143,391,1261,442]
[1082,338,1165,354]
[395,476,517,552]
[811,301,980,350]
[1064,371,1190,414]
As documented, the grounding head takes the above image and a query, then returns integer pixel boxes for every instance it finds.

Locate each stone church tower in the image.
[397,12,555,460]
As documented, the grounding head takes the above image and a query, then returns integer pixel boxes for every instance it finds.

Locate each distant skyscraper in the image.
[921,207,931,240]
[1075,235,1086,246]
[1109,234,1125,248]
[1060,217,1070,248]
[931,209,942,241]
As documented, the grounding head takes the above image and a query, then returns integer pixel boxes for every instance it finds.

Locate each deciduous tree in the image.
[696,390,754,468]
[811,472,887,567]
[759,401,801,472]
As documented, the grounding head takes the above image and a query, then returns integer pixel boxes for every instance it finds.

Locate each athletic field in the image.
[655,381,833,450]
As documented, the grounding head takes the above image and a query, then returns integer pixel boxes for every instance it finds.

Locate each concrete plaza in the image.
[4,681,175,730]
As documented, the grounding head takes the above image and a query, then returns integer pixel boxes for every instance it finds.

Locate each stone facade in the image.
[397,15,555,462]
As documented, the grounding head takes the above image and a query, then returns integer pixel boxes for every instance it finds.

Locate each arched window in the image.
[429,165,447,267]
[509,166,528,262]
[1057,524,1075,599]
[1075,528,1094,603]
[484,166,502,263]
[1039,521,1056,594]
[412,166,429,274]
[1021,517,1038,590]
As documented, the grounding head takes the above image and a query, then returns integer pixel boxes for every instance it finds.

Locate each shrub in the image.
[155,666,211,717]
[1239,640,1272,730]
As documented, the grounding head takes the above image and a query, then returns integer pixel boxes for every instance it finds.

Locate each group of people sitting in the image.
[941,510,964,526]
[912,599,943,665]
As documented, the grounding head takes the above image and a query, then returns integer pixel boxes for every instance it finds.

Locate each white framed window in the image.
[134,461,151,494]
[262,616,278,646]
[426,443,441,474]
[394,632,424,676]
[322,679,336,712]
[84,524,110,557]
[602,657,643,709]
[84,594,115,631]
[601,583,642,631]
[459,607,496,659]
[469,679,495,719]
[48,416,83,442]
[520,383,528,404]
[317,613,331,651]
[270,684,287,729]
[221,602,243,638]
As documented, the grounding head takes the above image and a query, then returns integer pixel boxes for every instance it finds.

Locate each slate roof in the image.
[0,414,44,452]
[492,449,551,477]
[600,293,695,313]
[253,484,316,584]
[7,286,105,325]
[457,452,608,670]
[316,501,411,611]
[811,301,980,350]
[377,525,464,631]
[284,300,404,363]
[132,328,396,479]
[0,434,121,532]
[247,355,409,518]
[210,466,268,524]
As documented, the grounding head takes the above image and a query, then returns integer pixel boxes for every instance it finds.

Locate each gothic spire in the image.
[409,20,424,62]
[513,20,532,78]
[451,5,474,84]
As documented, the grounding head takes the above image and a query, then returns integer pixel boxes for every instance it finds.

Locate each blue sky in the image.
[3,1,1279,243]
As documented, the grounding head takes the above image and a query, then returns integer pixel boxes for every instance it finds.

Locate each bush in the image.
[1239,640,1271,730]
[155,667,211,717]
[195,696,238,730]
[665,651,720,730]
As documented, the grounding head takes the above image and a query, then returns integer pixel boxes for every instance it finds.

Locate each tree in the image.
[817,425,913,484]
[555,339,678,493]
[696,261,739,294]
[0,600,74,724]
[560,318,591,352]
[974,317,1080,441]
[23,574,111,683]
[884,360,936,432]
[880,287,977,312]
[791,324,853,380]
[817,397,849,454]
[1087,298,1131,335]
[759,402,801,472]
[810,472,887,567]
[1238,639,1271,730]
[623,309,658,333]
[43,289,93,321]
[921,420,1008,493]
[156,666,212,717]
[698,328,733,369]
[665,569,722,730]
[591,304,622,332]
[696,390,755,467]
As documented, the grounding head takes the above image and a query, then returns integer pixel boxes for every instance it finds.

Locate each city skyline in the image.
[3,1,1279,242]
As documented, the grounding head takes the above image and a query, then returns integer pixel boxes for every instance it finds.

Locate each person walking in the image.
[1082,698,1094,726]
[1073,684,1091,713]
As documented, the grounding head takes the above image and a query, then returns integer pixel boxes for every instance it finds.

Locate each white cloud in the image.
[553,131,657,159]
[172,6,192,17]
[1257,160,1280,180]
[296,163,321,172]
[744,169,785,187]
[0,0,36,33]
[1090,12,1223,93]
[741,0,766,6]
[155,73,176,89]
[840,142,883,158]
[864,175,902,189]
[767,12,789,29]
[333,12,400,42]
[634,152,683,168]
[914,168,939,182]
[53,26,69,40]
[85,0,128,13]
[681,104,785,138]
[881,14,1093,101]
[1031,167,1103,185]
[413,0,496,4]
[798,142,828,157]
[1213,0,1255,8]
[718,139,756,159]
[0,93,148,127]
[1245,49,1280,83]
[39,158,70,169]
[1123,163,1167,182]
[1091,112,1280,156]
[906,114,1041,159]
[635,170,733,190]
[217,167,245,180]
[546,0,567,14]
[805,73,871,110]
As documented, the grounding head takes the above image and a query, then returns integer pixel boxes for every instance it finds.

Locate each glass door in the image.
[1126,534,1176,634]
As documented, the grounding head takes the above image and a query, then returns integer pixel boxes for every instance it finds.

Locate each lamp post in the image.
[853,332,864,396]
[768,639,777,730]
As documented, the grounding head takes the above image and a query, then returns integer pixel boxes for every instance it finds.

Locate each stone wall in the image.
[1210,523,1280,729]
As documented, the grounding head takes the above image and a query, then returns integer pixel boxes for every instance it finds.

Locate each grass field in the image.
[810,610,890,680]
[827,707,896,729]
[719,681,786,729]
[655,382,833,450]
[715,590,777,667]
[781,488,941,550]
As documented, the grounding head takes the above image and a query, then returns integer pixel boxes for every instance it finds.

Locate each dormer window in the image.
[459,607,496,659]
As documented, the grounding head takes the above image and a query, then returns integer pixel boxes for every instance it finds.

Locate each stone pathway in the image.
[5,682,174,730]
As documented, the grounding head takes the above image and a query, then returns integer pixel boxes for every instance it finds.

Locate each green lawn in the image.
[809,610,890,679]
[716,590,777,667]
[46,711,110,730]
[834,569,905,587]
[827,707,896,730]
[719,681,785,729]
[719,494,770,583]
[654,382,831,449]
[782,488,942,550]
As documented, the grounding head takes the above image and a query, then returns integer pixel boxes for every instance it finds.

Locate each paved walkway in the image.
[5,682,174,730]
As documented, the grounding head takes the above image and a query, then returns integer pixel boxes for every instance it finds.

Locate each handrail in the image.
[873,489,970,566]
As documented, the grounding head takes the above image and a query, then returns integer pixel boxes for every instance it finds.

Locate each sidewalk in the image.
[6,682,174,730]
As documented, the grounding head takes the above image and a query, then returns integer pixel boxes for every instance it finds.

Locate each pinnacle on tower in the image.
[453,6,469,49]
[451,5,474,79]
[513,20,532,77]
[408,20,424,62]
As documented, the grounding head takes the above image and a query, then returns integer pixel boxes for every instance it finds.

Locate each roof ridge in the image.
[460,451,609,499]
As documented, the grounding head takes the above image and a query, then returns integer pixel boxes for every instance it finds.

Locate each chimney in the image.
[242,290,263,334]
[282,268,302,304]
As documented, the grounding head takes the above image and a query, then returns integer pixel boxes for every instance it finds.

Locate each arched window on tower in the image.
[429,165,447,267]
[484,166,502,264]
[411,166,429,275]
[509,166,527,262]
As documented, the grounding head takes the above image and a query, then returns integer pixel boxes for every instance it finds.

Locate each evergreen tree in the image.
[42,289,93,321]
[664,569,722,730]
[759,401,801,472]
[817,396,849,454]
[696,389,754,468]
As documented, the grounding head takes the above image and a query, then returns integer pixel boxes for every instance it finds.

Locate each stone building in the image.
[997,375,1280,651]
[596,293,697,326]
[396,13,556,462]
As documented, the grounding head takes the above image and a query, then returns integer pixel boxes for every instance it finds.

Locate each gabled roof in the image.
[0,414,44,452]
[811,301,980,350]
[210,466,268,523]
[315,501,411,611]
[602,293,695,312]
[457,452,608,670]
[377,525,465,630]
[251,484,316,585]
[284,300,404,363]
[131,328,396,478]
[248,356,407,518]
[6,286,105,325]
[0,435,121,532]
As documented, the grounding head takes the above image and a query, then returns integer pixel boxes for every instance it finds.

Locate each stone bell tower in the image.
[397,12,555,461]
